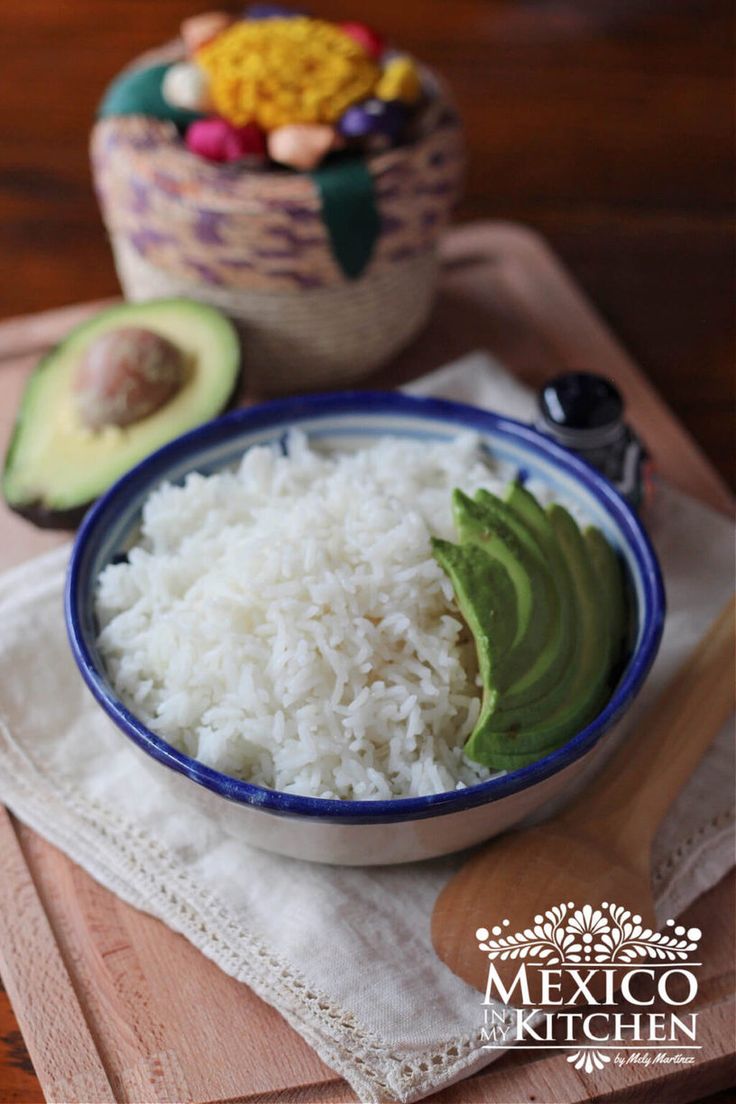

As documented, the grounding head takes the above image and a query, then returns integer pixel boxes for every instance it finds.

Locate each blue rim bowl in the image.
[65,391,665,825]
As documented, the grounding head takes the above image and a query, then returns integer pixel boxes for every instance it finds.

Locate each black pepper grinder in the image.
[536,373,652,511]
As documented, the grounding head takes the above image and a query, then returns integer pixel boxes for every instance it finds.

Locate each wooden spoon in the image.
[432,595,735,995]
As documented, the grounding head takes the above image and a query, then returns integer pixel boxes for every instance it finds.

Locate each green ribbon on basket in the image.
[98,64,381,280]
[311,157,381,281]
[98,63,205,132]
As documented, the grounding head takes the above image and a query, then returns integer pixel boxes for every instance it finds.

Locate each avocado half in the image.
[2,299,241,529]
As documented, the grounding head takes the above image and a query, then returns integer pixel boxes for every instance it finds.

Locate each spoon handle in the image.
[564,594,735,858]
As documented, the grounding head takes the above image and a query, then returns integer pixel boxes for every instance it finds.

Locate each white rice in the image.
[95,431,515,800]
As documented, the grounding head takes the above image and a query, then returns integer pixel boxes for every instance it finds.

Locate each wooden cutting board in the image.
[0,222,733,1104]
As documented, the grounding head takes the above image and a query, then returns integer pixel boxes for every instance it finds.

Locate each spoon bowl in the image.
[432,597,735,998]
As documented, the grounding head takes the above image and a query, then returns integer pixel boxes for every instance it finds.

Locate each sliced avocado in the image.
[585,526,626,683]
[2,299,241,529]
[431,537,517,734]
[504,480,550,547]
[451,489,557,694]
[512,481,626,680]
[467,490,577,740]
[473,488,574,704]
[432,481,629,773]
[475,505,611,765]
[430,538,518,684]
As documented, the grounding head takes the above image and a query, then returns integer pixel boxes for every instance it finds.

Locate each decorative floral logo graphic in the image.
[566,1048,611,1073]
[476,901,703,1075]
[476,901,702,965]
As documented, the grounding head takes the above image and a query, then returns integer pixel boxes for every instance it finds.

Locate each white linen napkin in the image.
[0,353,733,1103]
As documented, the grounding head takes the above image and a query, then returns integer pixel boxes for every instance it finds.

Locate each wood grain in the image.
[381,223,734,516]
[0,224,733,1103]
[0,809,115,1104]
[574,595,736,852]
[0,981,41,1104]
[432,596,736,996]
[13,826,337,1104]
[0,0,732,486]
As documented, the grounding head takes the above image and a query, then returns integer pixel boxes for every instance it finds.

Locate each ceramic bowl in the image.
[65,391,665,865]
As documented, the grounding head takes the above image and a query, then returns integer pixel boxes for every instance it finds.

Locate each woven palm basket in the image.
[90,48,464,393]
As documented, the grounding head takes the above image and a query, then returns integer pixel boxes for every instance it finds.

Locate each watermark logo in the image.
[477,901,702,1074]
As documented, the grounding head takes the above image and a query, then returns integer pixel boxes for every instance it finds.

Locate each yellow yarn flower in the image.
[197,18,380,130]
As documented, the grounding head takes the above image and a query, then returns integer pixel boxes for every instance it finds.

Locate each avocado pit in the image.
[2,298,241,529]
[74,326,185,430]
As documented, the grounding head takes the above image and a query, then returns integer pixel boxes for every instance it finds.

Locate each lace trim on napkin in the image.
[1,707,733,1103]
[0,721,490,1100]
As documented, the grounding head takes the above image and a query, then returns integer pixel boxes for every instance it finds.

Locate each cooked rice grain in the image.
[95,431,510,799]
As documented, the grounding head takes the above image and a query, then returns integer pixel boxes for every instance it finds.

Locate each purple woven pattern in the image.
[91,106,464,292]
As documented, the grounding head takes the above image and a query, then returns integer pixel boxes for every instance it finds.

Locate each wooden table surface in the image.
[0,0,733,488]
[0,2,733,1101]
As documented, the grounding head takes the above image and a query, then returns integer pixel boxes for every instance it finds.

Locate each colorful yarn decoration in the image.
[186,118,266,162]
[338,21,385,60]
[196,17,379,130]
[94,10,443,280]
[98,63,204,131]
[376,56,422,104]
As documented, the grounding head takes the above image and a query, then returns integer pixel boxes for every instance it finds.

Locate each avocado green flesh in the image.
[472,519,577,727]
[430,538,518,684]
[431,537,518,733]
[451,490,557,694]
[2,299,240,527]
[433,483,627,771]
[488,482,613,733]
[473,489,575,704]
[469,504,612,761]
[585,525,627,672]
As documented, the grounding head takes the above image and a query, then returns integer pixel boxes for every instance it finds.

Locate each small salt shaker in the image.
[536,372,652,510]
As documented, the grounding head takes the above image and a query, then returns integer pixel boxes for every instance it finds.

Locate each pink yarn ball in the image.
[186,118,266,163]
[231,122,267,157]
[186,118,230,162]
